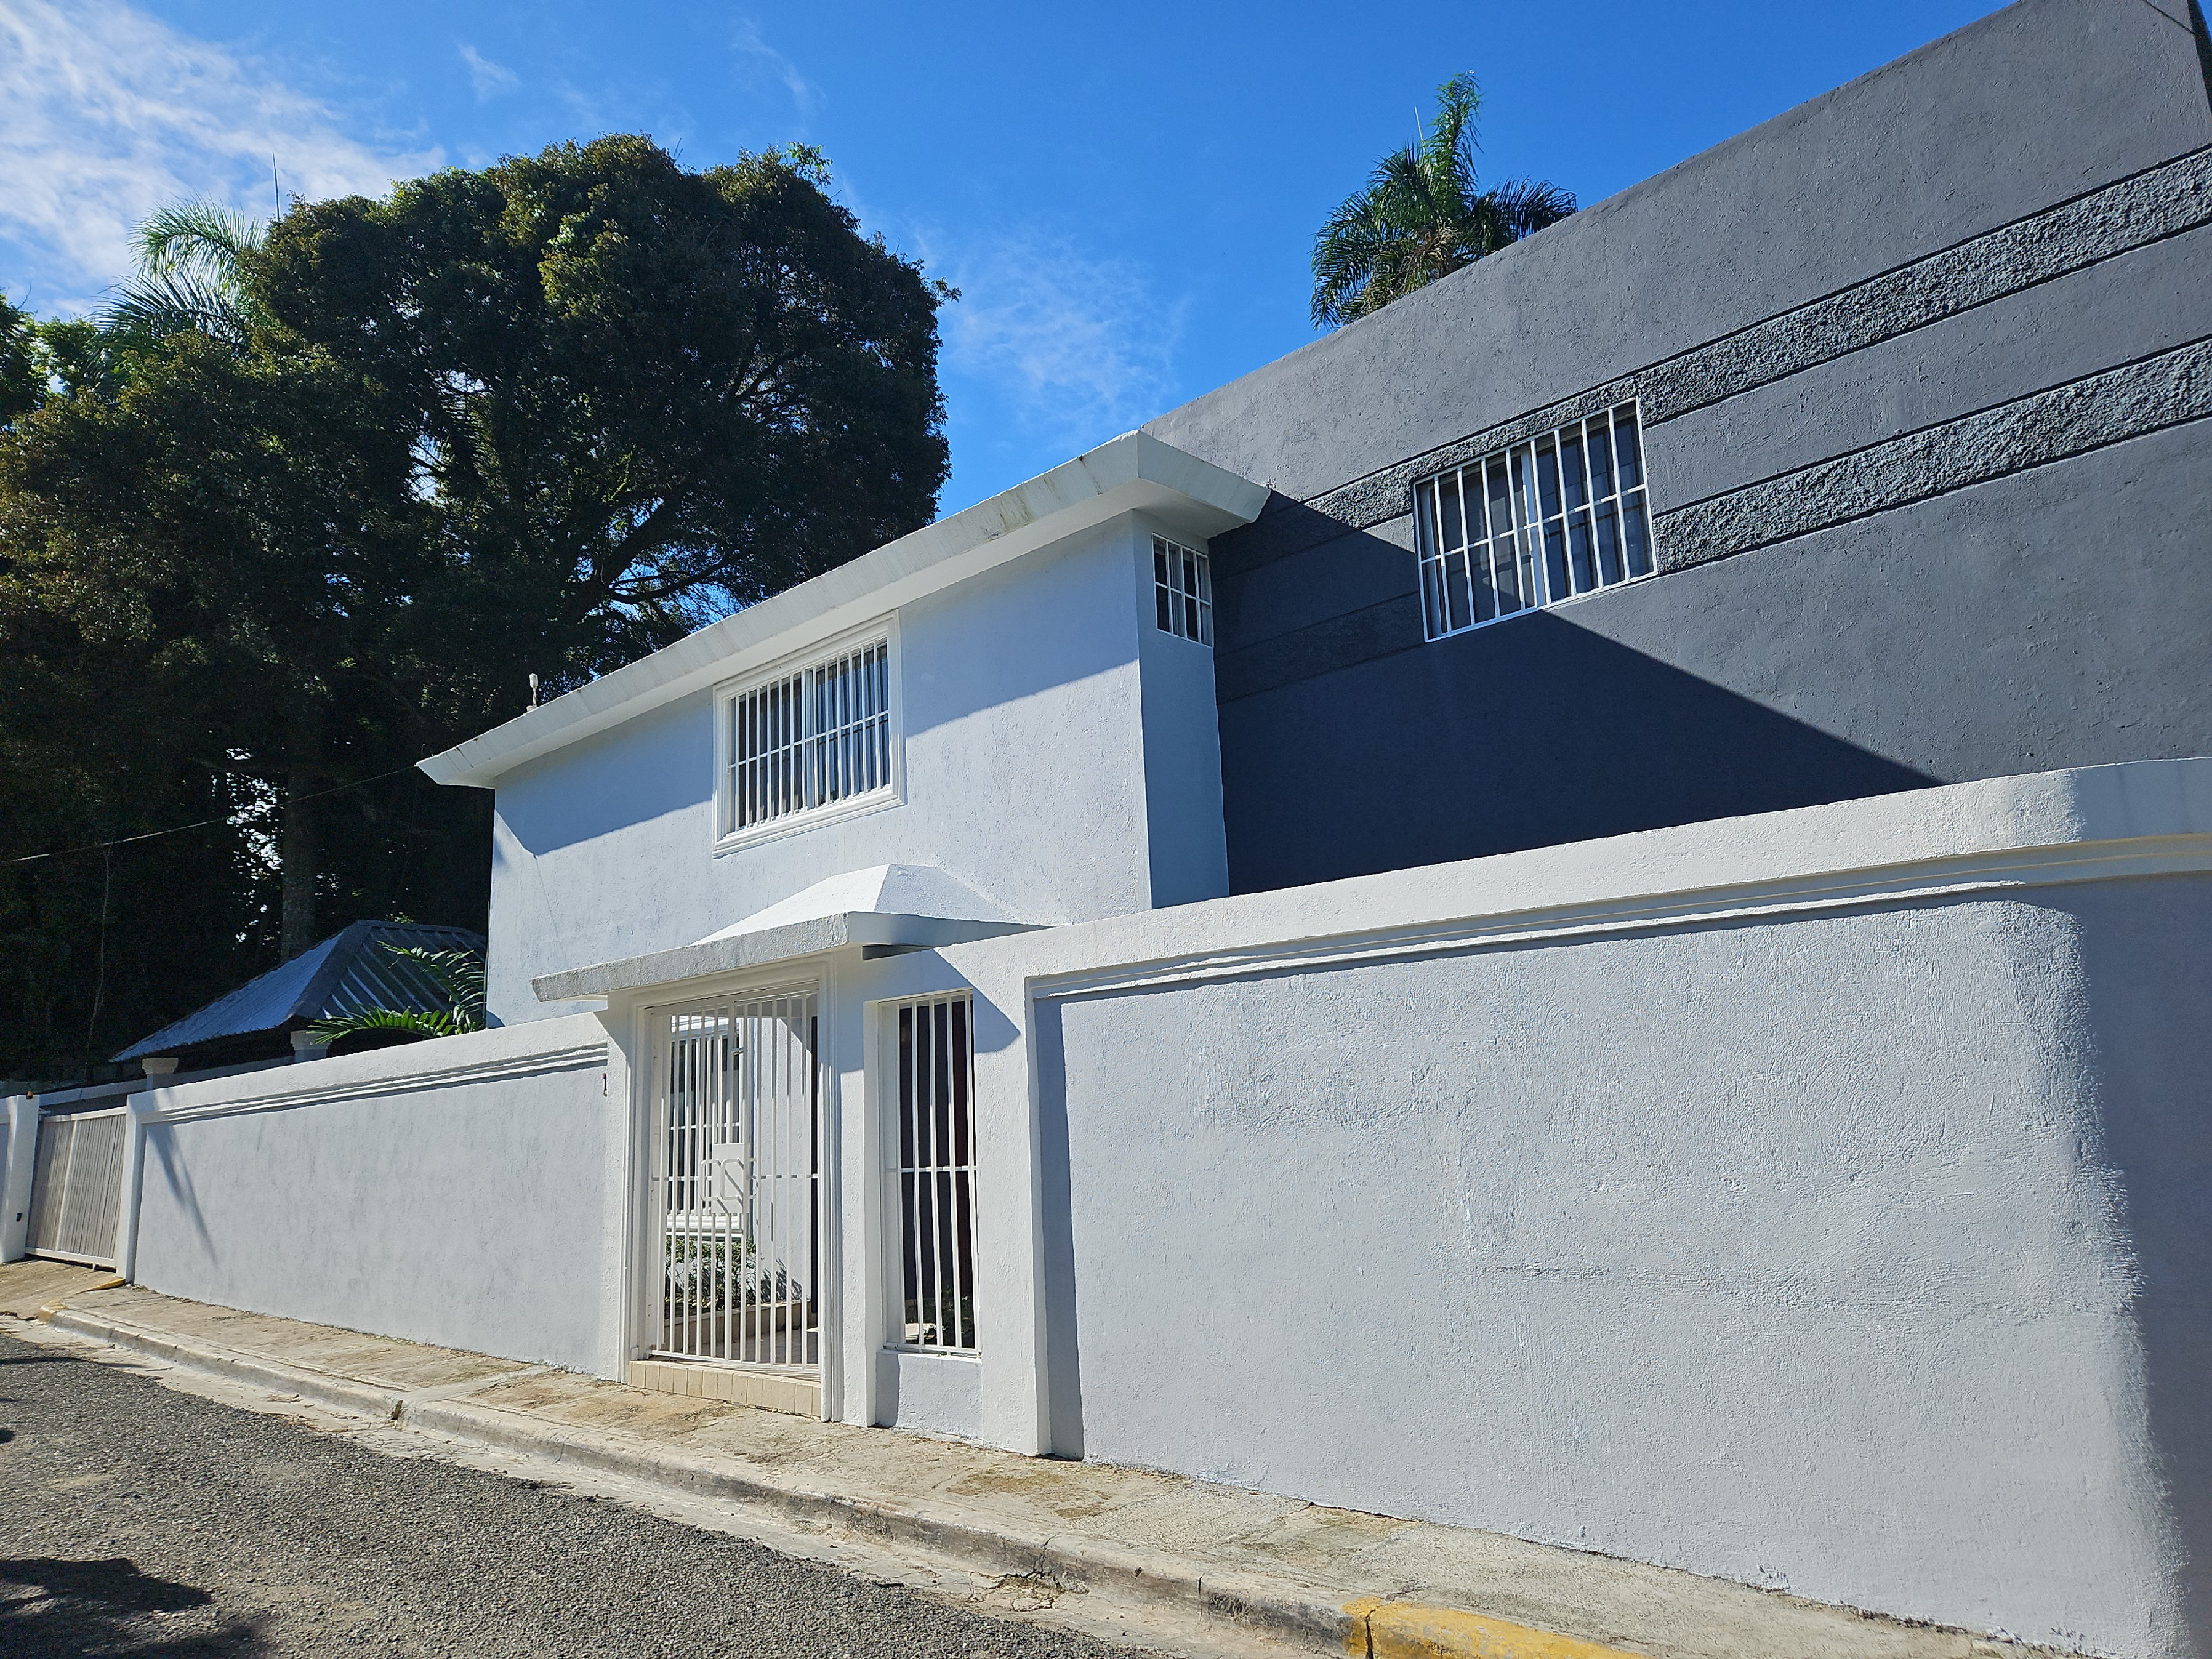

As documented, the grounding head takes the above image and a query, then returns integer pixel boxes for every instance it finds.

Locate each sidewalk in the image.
[4,1269,2039,1659]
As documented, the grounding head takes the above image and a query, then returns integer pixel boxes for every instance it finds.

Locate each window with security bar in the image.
[722,635,893,839]
[893,994,977,1352]
[1153,536,1212,646]
[1413,403,1655,641]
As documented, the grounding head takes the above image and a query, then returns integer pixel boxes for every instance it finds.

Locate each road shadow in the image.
[0,1557,263,1657]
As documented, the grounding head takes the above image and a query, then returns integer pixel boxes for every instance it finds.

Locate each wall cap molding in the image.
[138,1014,608,1125]
[962,758,2212,1001]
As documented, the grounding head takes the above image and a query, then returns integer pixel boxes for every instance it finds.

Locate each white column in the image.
[835,971,887,1427]
[593,1003,638,1382]
[1,1095,38,1263]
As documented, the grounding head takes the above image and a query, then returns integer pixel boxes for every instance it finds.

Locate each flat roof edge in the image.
[420,433,1266,789]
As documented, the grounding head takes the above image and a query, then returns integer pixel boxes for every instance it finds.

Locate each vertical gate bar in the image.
[947,999,970,1349]
[930,999,948,1349]
[907,1003,927,1345]
[768,994,782,1367]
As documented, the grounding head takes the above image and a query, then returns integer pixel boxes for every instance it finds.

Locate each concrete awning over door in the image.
[529,864,1037,1001]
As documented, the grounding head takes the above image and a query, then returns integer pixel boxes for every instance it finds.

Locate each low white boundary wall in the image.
[129,1015,617,1374]
[810,758,2212,1659]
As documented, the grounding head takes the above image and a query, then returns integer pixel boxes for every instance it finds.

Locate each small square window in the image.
[1414,403,1655,641]
[1153,536,1213,646]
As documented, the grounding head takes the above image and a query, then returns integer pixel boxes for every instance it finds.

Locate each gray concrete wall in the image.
[131,1018,613,1373]
[1143,0,2212,891]
[1030,870,2211,1658]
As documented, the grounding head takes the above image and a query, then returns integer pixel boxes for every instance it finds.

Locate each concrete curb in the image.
[42,1305,1655,1659]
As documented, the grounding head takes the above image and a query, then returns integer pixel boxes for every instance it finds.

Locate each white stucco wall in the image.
[486,513,1229,1025]
[810,757,2211,1659]
[130,1016,617,1373]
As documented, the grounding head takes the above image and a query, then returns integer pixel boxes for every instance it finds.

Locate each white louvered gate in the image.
[26,1107,128,1267]
[650,988,823,1372]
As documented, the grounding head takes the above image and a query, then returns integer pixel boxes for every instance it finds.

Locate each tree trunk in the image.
[279,705,322,961]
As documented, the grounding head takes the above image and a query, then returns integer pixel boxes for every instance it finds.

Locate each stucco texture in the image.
[132,1034,612,1374]
[1034,878,2212,1658]
[485,516,1226,1025]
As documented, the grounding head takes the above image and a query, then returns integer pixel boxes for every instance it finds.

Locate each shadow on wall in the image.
[1218,608,1941,894]
[145,1125,215,1260]
[499,696,714,857]
[1032,996,1084,1460]
[2069,878,2212,1653]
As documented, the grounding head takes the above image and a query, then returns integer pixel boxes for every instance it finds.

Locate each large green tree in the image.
[0,136,952,1078]
[1311,74,1575,329]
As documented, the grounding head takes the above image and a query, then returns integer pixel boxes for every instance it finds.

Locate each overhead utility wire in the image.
[10,763,422,865]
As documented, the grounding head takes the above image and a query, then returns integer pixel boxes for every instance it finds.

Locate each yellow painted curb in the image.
[1344,1597,1646,1659]
[34,1275,125,1321]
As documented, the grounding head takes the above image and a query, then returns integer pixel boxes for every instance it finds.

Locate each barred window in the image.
[721,637,893,838]
[892,994,976,1352]
[1414,403,1654,641]
[1153,536,1213,646]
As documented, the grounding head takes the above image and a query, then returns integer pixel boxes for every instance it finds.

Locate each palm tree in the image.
[1311,74,1575,329]
[104,200,270,348]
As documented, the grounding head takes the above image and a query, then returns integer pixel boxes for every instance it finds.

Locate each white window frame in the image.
[1152,535,1213,646]
[882,992,979,1355]
[1414,400,1656,642]
[712,616,904,855]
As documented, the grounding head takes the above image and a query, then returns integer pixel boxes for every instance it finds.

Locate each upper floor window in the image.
[1154,536,1213,646]
[1414,402,1654,641]
[718,632,895,843]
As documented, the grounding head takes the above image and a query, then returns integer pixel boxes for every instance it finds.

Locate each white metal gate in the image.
[26,1107,128,1267]
[649,987,822,1370]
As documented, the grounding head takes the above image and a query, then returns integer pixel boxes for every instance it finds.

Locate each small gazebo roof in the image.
[112,920,485,1063]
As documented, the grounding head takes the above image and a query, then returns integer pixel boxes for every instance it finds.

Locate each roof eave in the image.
[419,432,1268,790]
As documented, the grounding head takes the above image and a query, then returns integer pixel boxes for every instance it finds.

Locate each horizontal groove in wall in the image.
[1287,144,2212,540]
[1654,335,2212,571]
[1220,342,2211,703]
[1216,595,1423,704]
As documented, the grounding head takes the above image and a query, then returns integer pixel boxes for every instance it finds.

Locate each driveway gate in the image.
[649,987,822,1372]
[26,1106,128,1267]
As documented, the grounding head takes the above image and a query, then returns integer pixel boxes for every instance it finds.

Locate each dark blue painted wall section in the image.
[1148,0,2212,893]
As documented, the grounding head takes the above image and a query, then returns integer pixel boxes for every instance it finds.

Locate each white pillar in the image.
[1,1095,38,1263]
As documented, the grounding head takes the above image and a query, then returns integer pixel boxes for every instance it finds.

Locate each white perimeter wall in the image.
[485,512,1229,1025]
[130,1016,618,1374]
[826,757,2211,1659]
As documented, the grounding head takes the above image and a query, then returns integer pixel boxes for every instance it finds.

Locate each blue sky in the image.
[0,0,1999,512]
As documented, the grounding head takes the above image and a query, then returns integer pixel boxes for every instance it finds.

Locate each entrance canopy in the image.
[531,864,1037,1003]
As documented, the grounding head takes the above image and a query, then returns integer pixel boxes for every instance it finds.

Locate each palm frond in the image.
[387,945,488,1021]
[301,941,488,1048]
[102,198,270,347]
[1484,177,1578,244]
[134,201,267,279]
[305,1006,469,1043]
[105,271,252,348]
[1310,71,1576,329]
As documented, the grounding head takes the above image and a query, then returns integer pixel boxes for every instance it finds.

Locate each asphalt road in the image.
[0,1330,1153,1658]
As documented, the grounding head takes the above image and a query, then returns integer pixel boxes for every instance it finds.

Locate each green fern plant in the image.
[305,943,487,1046]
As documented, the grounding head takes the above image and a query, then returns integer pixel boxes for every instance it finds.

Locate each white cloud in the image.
[0,0,440,310]
[935,232,1188,443]
[730,20,818,121]
[458,44,518,103]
